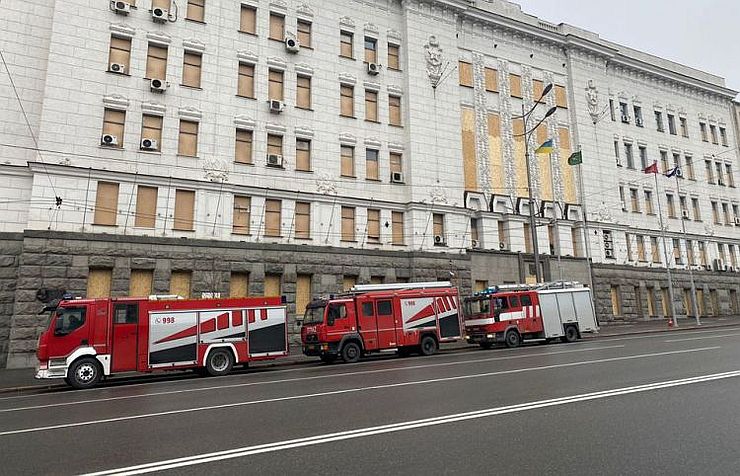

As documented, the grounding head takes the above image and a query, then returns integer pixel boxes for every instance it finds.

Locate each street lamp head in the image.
[545,106,558,118]
[542,83,554,97]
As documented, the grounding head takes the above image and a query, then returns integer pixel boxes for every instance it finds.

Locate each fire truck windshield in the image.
[464,297,491,316]
[303,305,326,325]
[52,308,86,336]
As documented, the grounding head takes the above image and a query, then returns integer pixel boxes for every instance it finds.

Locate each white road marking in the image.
[0,346,718,437]
[0,345,625,413]
[598,326,740,342]
[664,332,740,343]
[86,368,740,475]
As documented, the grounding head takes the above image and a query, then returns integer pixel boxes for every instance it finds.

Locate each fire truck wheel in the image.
[419,335,438,356]
[206,348,234,376]
[320,354,337,364]
[562,325,579,343]
[504,330,521,348]
[341,341,362,363]
[67,357,103,389]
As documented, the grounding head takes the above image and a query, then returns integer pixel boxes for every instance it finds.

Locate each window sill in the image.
[234,161,254,166]
[295,169,313,173]
[268,37,285,43]
[340,115,357,119]
[138,149,162,155]
[294,237,312,241]
[264,235,283,238]
[172,229,195,233]
[387,67,402,72]
[236,94,257,100]
[92,223,117,228]
[389,123,403,128]
[99,145,124,151]
[106,71,131,77]
[341,240,358,243]
[232,232,252,237]
[295,106,313,111]
[340,175,357,179]
[238,30,257,37]
[366,178,381,182]
[391,243,406,247]
[185,18,206,25]
[177,154,199,159]
[365,119,381,124]
[266,165,285,170]
[339,55,356,61]
[180,85,203,90]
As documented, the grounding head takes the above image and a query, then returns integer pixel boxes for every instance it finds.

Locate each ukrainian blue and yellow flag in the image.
[535,139,554,154]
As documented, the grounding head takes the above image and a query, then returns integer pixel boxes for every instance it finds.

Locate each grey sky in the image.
[517,0,740,96]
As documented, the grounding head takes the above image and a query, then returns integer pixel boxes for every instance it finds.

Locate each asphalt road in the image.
[2,327,740,475]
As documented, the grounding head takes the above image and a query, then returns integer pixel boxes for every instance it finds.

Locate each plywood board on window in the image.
[484,68,498,92]
[509,74,522,98]
[230,272,249,298]
[264,274,282,297]
[170,271,192,298]
[458,61,473,87]
[513,118,527,198]
[536,124,553,202]
[343,275,357,291]
[296,274,312,317]
[173,189,195,231]
[240,5,256,34]
[487,113,503,193]
[129,270,153,297]
[94,182,119,226]
[264,199,282,237]
[87,268,112,298]
[558,127,576,203]
[461,107,477,192]
[135,185,157,228]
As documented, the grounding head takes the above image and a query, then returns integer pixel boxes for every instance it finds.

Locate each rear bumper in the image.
[302,341,340,357]
[466,333,504,345]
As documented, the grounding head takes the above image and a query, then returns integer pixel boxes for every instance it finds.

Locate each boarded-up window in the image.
[186,0,205,22]
[296,139,311,171]
[365,90,378,122]
[237,63,255,98]
[94,182,119,226]
[141,114,163,151]
[129,270,153,297]
[370,276,383,285]
[102,108,125,147]
[267,134,283,157]
[392,211,404,245]
[389,95,401,126]
[459,61,473,87]
[297,20,311,47]
[173,189,195,231]
[240,5,256,34]
[269,13,284,40]
[178,120,198,156]
[146,44,168,79]
[230,272,249,298]
[170,271,192,298]
[341,145,355,177]
[388,43,400,70]
[268,69,284,101]
[343,275,357,291]
[340,31,353,58]
[87,268,112,298]
[366,149,379,180]
[340,85,354,117]
[232,195,251,235]
[484,67,498,92]
[555,85,568,108]
[264,199,281,237]
[235,129,253,164]
[182,51,202,88]
[341,206,355,241]
[295,202,310,239]
[390,152,402,174]
[108,36,131,71]
[134,185,157,228]
[264,274,281,296]
[296,75,311,109]
[510,74,522,98]
[152,0,170,9]
[364,37,377,63]
[296,274,312,317]
[532,79,544,102]
[367,209,380,242]
[433,213,445,239]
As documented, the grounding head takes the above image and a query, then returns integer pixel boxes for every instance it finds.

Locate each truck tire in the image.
[67,357,103,389]
[504,329,521,348]
[205,348,234,376]
[419,335,438,356]
[562,325,579,343]
[320,354,337,364]
[341,341,361,363]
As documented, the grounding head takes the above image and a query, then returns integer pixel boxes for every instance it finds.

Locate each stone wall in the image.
[0,233,22,368]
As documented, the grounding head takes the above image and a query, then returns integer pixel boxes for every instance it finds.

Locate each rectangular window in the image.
[619,102,629,121]
[173,190,195,231]
[634,106,643,126]
[341,206,355,241]
[614,140,620,161]
[391,211,404,245]
[686,239,695,265]
[388,43,400,70]
[639,146,648,170]
[710,124,718,144]
[523,223,532,253]
[237,63,255,98]
[182,51,202,88]
[699,242,708,266]
[232,195,251,235]
[680,117,688,138]
[716,162,725,185]
[433,214,445,243]
[134,185,157,228]
[458,61,473,87]
[389,152,402,175]
[269,13,285,41]
[364,37,377,63]
[296,75,311,109]
[720,127,728,146]
[267,134,283,157]
[186,0,205,22]
[296,138,311,171]
[340,85,354,117]
[484,67,498,92]
[145,43,168,79]
[297,20,311,47]
[705,160,714,183]
[619,185,626,207]
[235,129,253,164]
[294,202,310,239]
[554,85,568,108]
[130,269,154,297]
[666,194,676,218]
[624,143,634,169]
[667,114,676,135]
[609,99,616,121]
[141,114,163,151]
[263,273,281,297]
[685,156,695,180]
[672,153,681,173]
[644,190,654,215]
[722,203,731,224]
[655,111,664,132]
[341,145,355,177]
[726,164,734,187]
[230,272,249,298]
[692,198,701,221]
[637,235,646,262]
[611,286,621,316]
[296,274,312,315]
[389,95,401,126]
[108,36,131,72]
[340,31,353,58]
[268,69,284,101]
[510,74,522,98]
[94,182,119,226]
[366,149,379,180]
[651,237,661,264]
[679,195,688,216]
[660,150,670,173]
[170,271,192,299]
[88,268,113,298]
[239,5,256,34]
[625,233,633,261]
[365,90,378,122]
[471,218,480,243]
[367,209,380,242]
[102,108,125,147]
[700,122,708,142]
[712,201,720,224]
[264,199,282,237]
[177,120,198,156]
[533,80,544,102]
[630,188,640,213]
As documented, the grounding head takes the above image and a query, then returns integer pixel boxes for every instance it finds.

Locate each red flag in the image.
[644,162,658,174]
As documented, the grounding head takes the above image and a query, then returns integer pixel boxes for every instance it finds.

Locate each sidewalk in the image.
[1,316,737,394]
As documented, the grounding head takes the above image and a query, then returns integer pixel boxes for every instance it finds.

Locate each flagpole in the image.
[676,173,701,325]
[652,165,678,327]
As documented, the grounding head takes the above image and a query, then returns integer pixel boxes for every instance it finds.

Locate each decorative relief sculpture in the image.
[423,35,444,88]
[429,182,448,204]
[585,79,600,124]
[316,173,337,195]
[202,158,229,183]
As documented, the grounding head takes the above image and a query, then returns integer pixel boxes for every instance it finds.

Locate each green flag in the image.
[567,151,583,165]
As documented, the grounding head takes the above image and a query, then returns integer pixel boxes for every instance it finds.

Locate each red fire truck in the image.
[464,282,599,349]
[36,295,288,388]
[300,282,463,363]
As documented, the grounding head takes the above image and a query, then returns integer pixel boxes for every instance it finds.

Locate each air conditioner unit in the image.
[604,242,613,250]
[109,63,126,74]
[621,114,630,123]
[674,168,683,178]
[635,117,644,127]
[615,157,623,167]
[150,78,167,92]
[113,1,131,14]
[681,210,690,219]
[471,239,480,249]
[284,37,300,53]
[734,217,740,226]
[152,8,168,22]
[266,154,283,167]
[101,134,118,146]
[499,242,507,250]
[604,249,615,259]
[390,171,404,183]
[433,235,445,245]
[367,62,381,76]
[140,138,158,151]
[268,100,284,113]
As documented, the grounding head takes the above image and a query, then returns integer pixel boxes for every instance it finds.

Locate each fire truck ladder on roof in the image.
[350,281,452,293]
[487,281,583,294]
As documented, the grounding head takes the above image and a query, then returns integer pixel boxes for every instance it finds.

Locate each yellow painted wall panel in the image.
[536,124,553,202]
[558,127,577,203]
[487,113,503,193]
[513,119,527,198]
[461,107,478,191]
